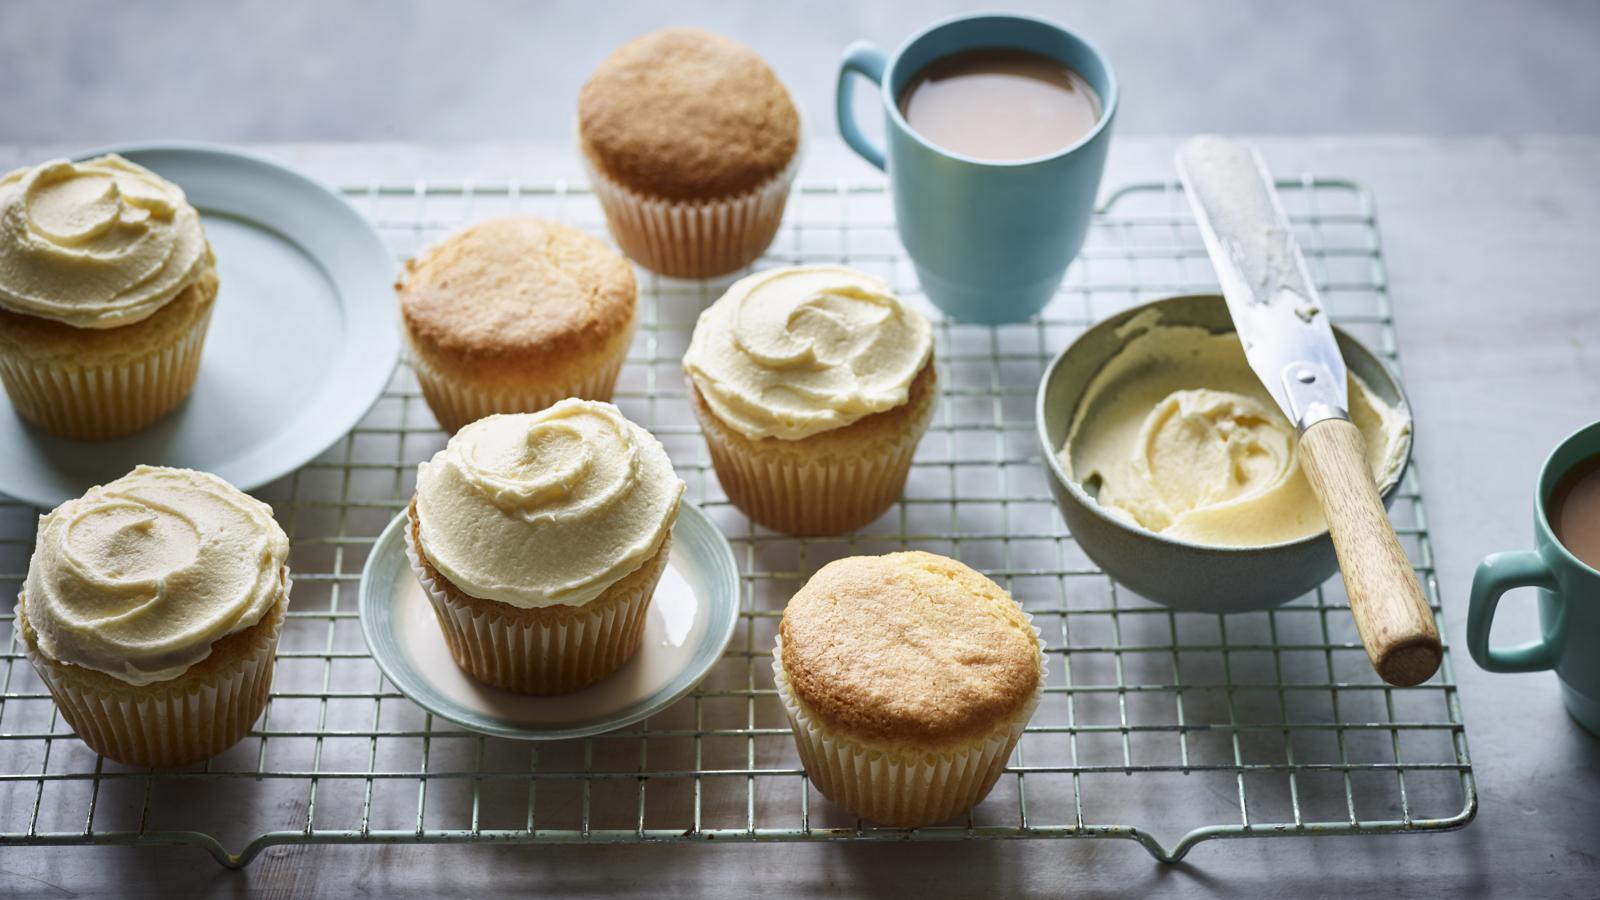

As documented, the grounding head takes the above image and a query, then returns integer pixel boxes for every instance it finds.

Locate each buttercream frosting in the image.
[682,266,932,441]
[415,400,684,608]
[1061,319,1409,547]
[21,465,290,685]
[0,155,208,329]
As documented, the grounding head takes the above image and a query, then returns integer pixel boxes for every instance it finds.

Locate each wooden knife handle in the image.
[1298,418,1441,686]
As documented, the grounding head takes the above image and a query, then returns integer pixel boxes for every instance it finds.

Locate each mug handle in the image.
[1468,550,1564,672]
[836,40,888,171]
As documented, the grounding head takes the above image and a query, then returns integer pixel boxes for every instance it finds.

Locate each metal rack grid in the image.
[0,177,1475,867]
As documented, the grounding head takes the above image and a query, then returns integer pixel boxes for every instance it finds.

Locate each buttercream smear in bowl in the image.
[1061,309,1410,547]
[1035,294,1414,612]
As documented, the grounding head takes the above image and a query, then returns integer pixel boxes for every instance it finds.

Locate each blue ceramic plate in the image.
[359,502,741,741]
[0,142,398,509]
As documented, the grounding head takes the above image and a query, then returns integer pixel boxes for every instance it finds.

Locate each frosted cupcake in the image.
[406,400,684,694]
[0,156,218,439]
[578,28,801,278]
[774,552,1045,827]
[683,266,935,535]
[398,216,637,433]
[16,466,290,767]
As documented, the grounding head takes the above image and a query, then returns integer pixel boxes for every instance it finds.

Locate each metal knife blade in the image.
[1176,136,1347,431]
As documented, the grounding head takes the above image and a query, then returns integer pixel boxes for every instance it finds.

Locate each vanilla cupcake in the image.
[774,552,1045,827]
[0,156,218,440]
[578,28,801,278]
[683,266,935,535]
[398,217,637,433]
[16,466,290,767]
[406,400,684,694]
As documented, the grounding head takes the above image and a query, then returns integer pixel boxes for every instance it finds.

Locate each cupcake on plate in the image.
[406,400,684,694]
[774,552,1045,827]
[16,465,290,767]
[578,28,801,278]
[0,155,218,440]
[683,265,935,536]
[398,216,637,433]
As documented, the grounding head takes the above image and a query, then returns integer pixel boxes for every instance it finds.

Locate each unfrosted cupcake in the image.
[774,552,1044,827]
[406,400,684,694]
[683,266,935,535]
[0,155,218,439]
[578,28,801,278]
[398,217,637,433]
[16,465,290,767]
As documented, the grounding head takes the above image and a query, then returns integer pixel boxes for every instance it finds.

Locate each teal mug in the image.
[835,12,1117,324]
[1468,420,1600,734]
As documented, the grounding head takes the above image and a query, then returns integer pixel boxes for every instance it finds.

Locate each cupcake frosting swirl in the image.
[21,466,290,686]
[415,401,684,608]
[683,266,932,440]
[0,154,208,329]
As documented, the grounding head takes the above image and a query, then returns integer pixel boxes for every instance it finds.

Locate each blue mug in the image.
[1469,420,1600,734]
[836,12,1118,324]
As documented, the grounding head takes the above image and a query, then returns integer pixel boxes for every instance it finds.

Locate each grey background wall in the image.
[3,0,1598,142]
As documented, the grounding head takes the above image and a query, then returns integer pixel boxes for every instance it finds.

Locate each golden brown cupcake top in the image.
[779,552,1041,747]
[398,217,636,380]
[578,28,800,201]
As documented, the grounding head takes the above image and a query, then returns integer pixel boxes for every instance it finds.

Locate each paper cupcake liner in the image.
[0,303,213,440]
[582,134,802,279]
[18,577,288,768]
[772,623,1046,828]
[404,507,671,694]
[407,325,632,433]
[692,381,935,536]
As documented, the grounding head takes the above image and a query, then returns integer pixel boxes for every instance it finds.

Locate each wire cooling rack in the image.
[0,177,1474,867]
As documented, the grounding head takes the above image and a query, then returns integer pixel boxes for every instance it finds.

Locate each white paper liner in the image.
[403,507,670,694]
[772,620,1046,828]
[691,378,935,536]
[581,129,802,279]
[0,303,214,440]
[18,574,289,768]
[406,324,632,433]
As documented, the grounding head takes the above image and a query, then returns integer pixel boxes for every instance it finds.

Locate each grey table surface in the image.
[0,136,1596,899]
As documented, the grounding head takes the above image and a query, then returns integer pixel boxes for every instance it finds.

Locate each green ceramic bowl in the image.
[1035,294,1414,613]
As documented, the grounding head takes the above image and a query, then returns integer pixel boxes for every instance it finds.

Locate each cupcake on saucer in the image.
[406,400,684,694]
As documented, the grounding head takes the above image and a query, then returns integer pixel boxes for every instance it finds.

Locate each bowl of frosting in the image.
[1036,294,1414,612]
